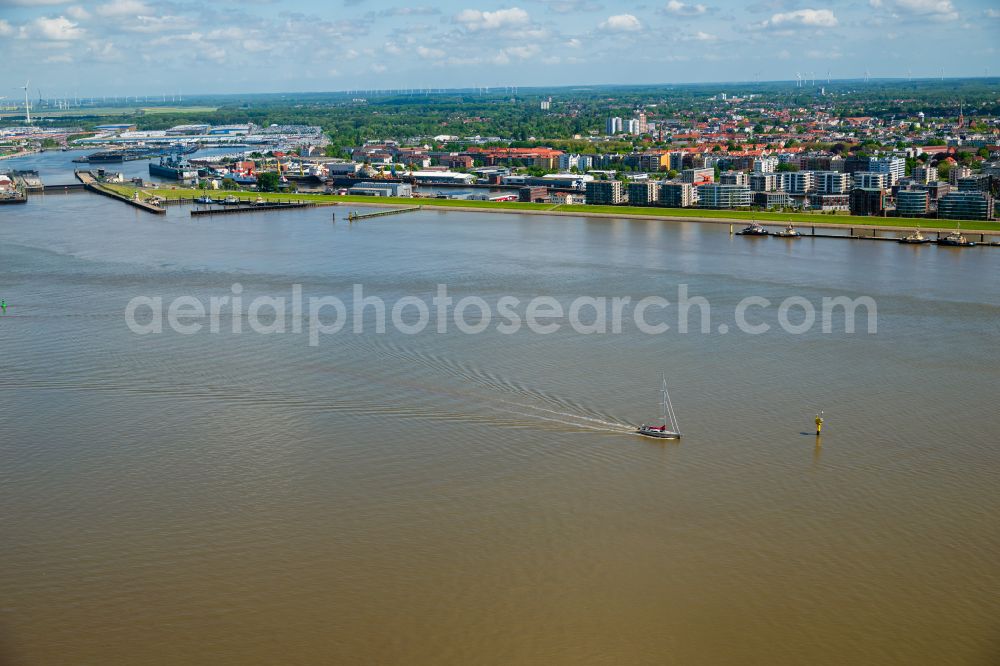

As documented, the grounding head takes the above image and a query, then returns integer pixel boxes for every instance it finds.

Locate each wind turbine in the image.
[20,80,31,124]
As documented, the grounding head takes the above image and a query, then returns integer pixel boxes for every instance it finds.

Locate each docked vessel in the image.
[149,155,198,180]
[73,148,149,163]
[938,225,976,247]
[774,222,802,238]
[737,221,769,236]
[898,228,930,244]
[636,376,682,440]
[195,194,215,204]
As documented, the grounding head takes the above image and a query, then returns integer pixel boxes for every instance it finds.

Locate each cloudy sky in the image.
[0,0,996,96]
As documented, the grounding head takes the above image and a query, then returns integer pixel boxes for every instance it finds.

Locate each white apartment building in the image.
[853,172,888,189]
[814,171,851,194]
[753,157,779,173]
[780,171,815,194]
[869,156,905,185]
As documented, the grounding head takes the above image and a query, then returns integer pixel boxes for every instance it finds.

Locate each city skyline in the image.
[0,0,997,95]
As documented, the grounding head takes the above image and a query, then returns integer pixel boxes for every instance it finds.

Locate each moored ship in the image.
[149,155,198,180]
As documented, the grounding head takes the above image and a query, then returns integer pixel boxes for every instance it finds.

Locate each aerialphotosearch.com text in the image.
[125,283,878,346]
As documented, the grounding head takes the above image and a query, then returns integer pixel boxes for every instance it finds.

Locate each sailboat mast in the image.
[660,377,668,425]
[661,375,681,434]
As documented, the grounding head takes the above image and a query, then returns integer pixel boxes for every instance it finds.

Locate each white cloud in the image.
[66,5,89,19]
[87,40,121,62]
[122,15,197,33]
[692,30,718,41]
[893,0,957,21]
[599,14,642,32]
[759,8,838,29]
[44,54,74,63]
[241,39,274,53]
[417,45,446,59]
[95,0,151,17]
[664,1,707,16]
[504,44,540,59]
[985,8,1000,18]
[454,7,530,31]
[0,19,12,36]
[27,15,85,41]
[371,63,387,73]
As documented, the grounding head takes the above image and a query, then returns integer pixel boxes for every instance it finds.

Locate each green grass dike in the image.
[102,184,1000,232]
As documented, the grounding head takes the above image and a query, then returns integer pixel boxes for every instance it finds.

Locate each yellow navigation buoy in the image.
[815,411,824,435]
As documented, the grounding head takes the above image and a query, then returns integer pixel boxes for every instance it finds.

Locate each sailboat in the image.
[636,376,682,439]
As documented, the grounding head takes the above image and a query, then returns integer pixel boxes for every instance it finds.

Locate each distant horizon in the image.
[13,76,1000,104]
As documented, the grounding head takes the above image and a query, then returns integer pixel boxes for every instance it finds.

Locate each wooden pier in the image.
[347,205,421,221]
[190,202,313,216]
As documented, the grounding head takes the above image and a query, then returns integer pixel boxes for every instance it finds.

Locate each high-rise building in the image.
[698,184,752,209]
[937,192,994,220]
[853,172,888,190]
[749,172,780,192]
[636,152,669,172]
[719,171,749,186]
[626,118,641,136]
[849,188,886,216]
[957,175,991,193]
[682,168,714,184]
[585,180,625,205]
[540,97,551,110]
[948,165,972,185]
[557,153,593,172]
[606,116,623,135]
[780,171,815,194]
[658,182,694,208]
[912,165,938,184]
[637,112,648,134]
[895,189,929,217]
[922,181,951,201]
[814,171,851,194]
[627,182,660,206]
[844,155,870,174]
[869,156,905,185]
[753,157,779,173]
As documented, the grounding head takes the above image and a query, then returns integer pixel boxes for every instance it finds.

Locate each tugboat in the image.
[774,222,802,238]
[737,221,769,236]
[221,195,240,205]
[938,224,976,247]
[898,228,930,244]
[636,376,682,440]
[195,194,215,204]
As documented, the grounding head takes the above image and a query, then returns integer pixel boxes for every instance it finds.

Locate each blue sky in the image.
[0,0,997,96]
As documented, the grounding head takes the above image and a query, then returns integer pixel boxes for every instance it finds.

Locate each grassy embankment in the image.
[101,184,1000,232]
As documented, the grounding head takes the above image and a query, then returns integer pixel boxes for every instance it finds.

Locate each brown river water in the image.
[0,190,998,665]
